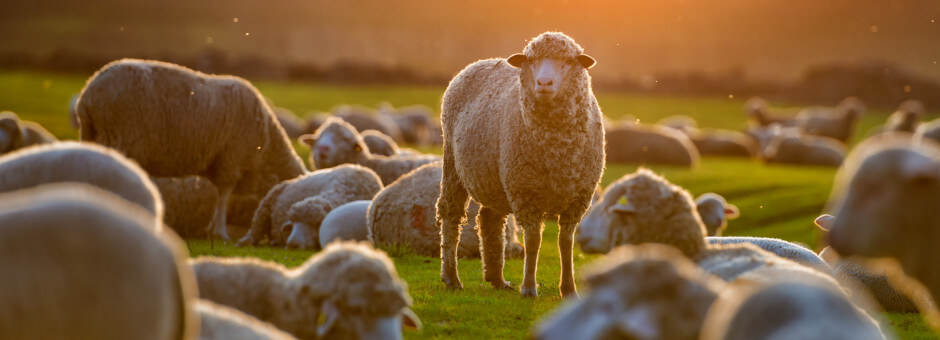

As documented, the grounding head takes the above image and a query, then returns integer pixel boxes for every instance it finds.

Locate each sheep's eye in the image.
[354,144,362,152]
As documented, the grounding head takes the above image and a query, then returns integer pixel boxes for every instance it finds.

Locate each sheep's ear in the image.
[507,54,527,68]
[724,204,740,219]
[576,54,596,69]
[814,214,834,231]
[402,307,422,330]
[299,134,317,146]
[608,196,637,215]
[316,299,341,338]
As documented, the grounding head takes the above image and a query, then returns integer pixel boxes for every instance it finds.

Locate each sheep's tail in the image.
[235,180,288,247]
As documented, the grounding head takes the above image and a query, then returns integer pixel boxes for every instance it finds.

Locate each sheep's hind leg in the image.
[518,212,544,297]
[438,151,468,289]
[208,185,233,241]
[478,207,511,290]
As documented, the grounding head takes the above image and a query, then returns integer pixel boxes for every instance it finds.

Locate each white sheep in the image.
[0,183,198,340]
[824,135,940,325]
[299,117,439,185]
[318,200,372,248]
[694,193,740,236]
[367,162,524,259]
[687,127,759,158]
[438,32,605,298]
[236,164,382,249]
[795,96,866,143]
[0,141,163,220]
[744,97,798,127]
[196,299,296,340]
[76,58,307,240]
[361,129,399,156]
[0,111,57,154]
[191,241,421,340]
[763,127,846,167]
[534,243,726,340]
[605,122,700,167]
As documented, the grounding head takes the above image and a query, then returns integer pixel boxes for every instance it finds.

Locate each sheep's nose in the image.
[537,77,553,87]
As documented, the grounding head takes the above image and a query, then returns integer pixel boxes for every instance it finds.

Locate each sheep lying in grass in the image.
[763,127,846,167]
[824,136,940,325]
[77,58,306,240]
[237,164,382,249]
[605,123,699,167]
[655,115,756,158]
[334,105,403,142]
[0,183,197,340]
[361,130,399,156]
[318,200,372,248]
[745,97,797,127]
[0,141,162,219]
[695,193,739,236]
[192,241,421,339]
[535,243,726,340]
[0,111,57,154]
[197,299,296,340]
[795,97,865,143]
[438,32,605,297]
[700,281,887,340]
[368,162,523,259]
[300,117,439,185]
[576,169,834,279]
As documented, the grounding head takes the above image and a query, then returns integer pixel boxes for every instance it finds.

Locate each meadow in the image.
[0,69,937,339]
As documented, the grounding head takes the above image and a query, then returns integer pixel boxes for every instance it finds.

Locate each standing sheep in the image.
[299,117,439,185]
[196,299,296,340]
[0,183,198,340]
[824,136,940,325]
[318,200,372,248]
[763,127,846,167]
[605,123,699,167]
[0,141,163,219]
[77,58,306,240]
[236,164,383,249]
[695,193,739,236]
[368,162,524,259]
[883,99,925,134]
[191,241,421,340]
[0,111,57,154]
[795,96,866,143]
[438,32,605,297]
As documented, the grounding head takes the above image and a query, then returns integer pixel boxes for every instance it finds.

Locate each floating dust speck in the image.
[190,91,194,95]
[728,94,734,99]
[870,25,879,33]
[42,79,52,90]
[245,32,250,36]
[904,85,912,93]
[119,26,124,32]
[206,36,213,44]
[233,17,239,23]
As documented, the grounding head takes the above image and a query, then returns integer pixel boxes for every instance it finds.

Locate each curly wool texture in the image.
[191,241,412,339]
[0,111,57,155]
[237,164,382,247]
[819,247,920,313]
[196,299,296,340]
[367,162,523,258]
[707,237,835,278]
[605,123,699,167]
[0,142,163,220]
[0,183,198,340]
[77,58,306,238]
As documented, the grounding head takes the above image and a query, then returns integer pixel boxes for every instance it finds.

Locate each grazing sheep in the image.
[438,32,605,297]
[77,58,306,240]
[152,176,218,238]
[577,169,835,278]
[236,164,382,249]
[695,193,739,236]
[191,241,421,340]
[915,117,940,145]
[0,141,162,219]
[0,183,198,340]
[795,97,866,143]
[605,123,699,167]
[534,244,726,340]
[0,111,57,154]
[380,102,435,145]
[318,200,372,249]
[333,104,403,142]
[744,97,797,127]
[299,117,439,185]
[368,162,523,259]
[700,281,886,340]
[197,299,296,340]
[361,129,399,156]
[883,99,925,134]
[824,136,940,323]
[763,127,846,167]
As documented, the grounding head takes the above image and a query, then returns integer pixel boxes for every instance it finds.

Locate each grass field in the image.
[1,69,937,339]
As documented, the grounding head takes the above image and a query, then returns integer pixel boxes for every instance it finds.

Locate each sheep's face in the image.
[300,121,367,169]
[284,222,319,250]
[508,54,594,102]
[695,195,739,237]
[828,148,940,262]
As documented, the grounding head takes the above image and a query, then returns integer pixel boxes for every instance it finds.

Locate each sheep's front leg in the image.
[209,185,233,241]
[518,213,544,297]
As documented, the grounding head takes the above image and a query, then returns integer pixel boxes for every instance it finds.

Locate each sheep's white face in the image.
[285,222,319,250]
[507,53,595,102]
[300,124,367,169]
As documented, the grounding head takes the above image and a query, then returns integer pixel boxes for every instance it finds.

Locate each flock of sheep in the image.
[1,31,938,339]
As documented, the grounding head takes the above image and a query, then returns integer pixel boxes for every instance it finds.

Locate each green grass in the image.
[1,69,937,339]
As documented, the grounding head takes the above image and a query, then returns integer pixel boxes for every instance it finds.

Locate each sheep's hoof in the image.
[521,285,539,298]
[561,289,579,300]
[442,275,463,290]
[489,280,513,290]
